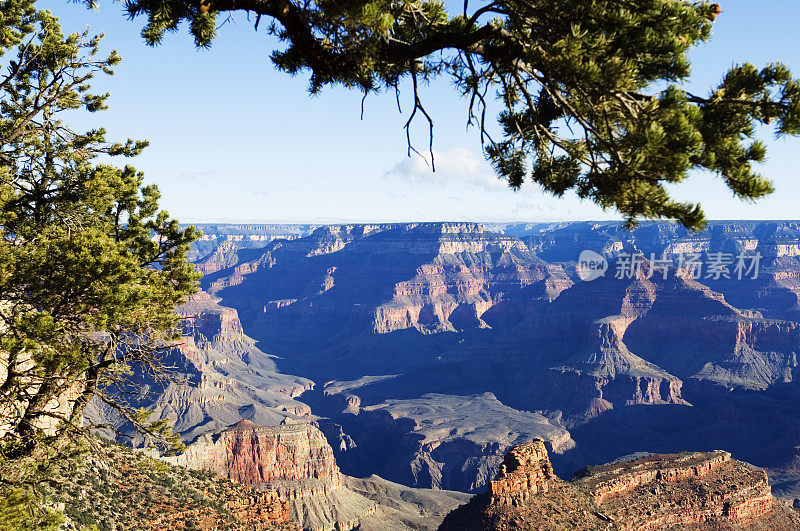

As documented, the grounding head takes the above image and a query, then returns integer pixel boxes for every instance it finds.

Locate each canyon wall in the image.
[84,291,314,445]
[186,221,800,492]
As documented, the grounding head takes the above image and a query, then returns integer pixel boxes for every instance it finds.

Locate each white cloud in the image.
[385,146,508,191]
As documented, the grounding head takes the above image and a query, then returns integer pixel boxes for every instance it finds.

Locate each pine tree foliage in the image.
[0,487,63,530]
[0,0,199,468]
[120,0,800,229]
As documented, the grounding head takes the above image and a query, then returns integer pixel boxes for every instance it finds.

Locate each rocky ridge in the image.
[439,439,800,530]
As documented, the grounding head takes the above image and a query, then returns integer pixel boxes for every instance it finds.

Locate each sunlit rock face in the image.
[167,420,342,487]
[165,419,470,531]
[165,420,377,530]
[440,440,800,530]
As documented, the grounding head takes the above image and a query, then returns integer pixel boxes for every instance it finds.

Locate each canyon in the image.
[94,220,800,529]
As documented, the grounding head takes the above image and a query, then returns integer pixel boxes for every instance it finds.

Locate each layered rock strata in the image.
[165,420,378,530]
[577,450,733,504]
[165,419,472,531]
[439,439,800,530]
[167,420,340,486]
[182,221,800,501]
[489,441,556,506]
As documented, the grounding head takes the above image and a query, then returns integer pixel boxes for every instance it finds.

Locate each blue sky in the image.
[39,0,800,223]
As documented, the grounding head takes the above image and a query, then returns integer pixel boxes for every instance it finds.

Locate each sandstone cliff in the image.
[165,420,376,531]
[439,439,800,530]
[166,419,468,531]
[370,223,571,334]
[167,420,340,486]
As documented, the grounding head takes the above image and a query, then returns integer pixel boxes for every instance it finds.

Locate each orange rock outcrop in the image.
[579,450,732,504]
[489,440,555,506]
[166,420,341,487]
[439,439,800,530]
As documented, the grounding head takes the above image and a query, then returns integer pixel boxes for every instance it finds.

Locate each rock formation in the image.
[165,420,377,530]
[488,441,556,505]
[439,439,800,530]
[167,420,340,485]
[166,419,468,530]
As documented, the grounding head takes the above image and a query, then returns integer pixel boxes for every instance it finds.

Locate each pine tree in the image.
[0,0,198,498]
[120,0,800,229]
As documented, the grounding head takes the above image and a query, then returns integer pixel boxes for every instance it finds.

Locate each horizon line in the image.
[179,219,800,226]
